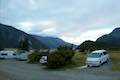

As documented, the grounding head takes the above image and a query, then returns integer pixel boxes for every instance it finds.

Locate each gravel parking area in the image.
[0,59,120,80]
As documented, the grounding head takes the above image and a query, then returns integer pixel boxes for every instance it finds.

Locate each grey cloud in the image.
[0,0,120,44]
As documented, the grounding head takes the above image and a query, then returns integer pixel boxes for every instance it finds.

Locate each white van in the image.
[86,50,109,67]
[16,50,28,61]
[0,50,16,59]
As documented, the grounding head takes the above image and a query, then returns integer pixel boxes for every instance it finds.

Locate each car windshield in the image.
[88,53,101,58]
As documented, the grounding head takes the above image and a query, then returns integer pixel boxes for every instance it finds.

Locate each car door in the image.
[103,52,108,62]
[100,53,105,63]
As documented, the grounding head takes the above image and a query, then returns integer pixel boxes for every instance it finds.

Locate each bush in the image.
[47,53,65,68]
[28,50,41,63]
[47,46,75,69]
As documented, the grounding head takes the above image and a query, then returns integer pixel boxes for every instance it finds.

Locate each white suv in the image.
[86,50,109,67]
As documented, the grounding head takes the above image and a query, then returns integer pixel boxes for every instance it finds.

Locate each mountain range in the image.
[77,27,120,51]
[0,23,119,50]
[96,28,120,47]
[0,23,48,49]
[31,35,73,49]
[0,23,73,49]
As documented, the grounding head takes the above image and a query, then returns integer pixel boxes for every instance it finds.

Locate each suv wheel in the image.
[98,61,101,67]
[87,65,90,67]
[106,58,109,63]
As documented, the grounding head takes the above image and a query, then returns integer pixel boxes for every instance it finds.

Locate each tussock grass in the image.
[108,50,120,71]
[72,52,86,67]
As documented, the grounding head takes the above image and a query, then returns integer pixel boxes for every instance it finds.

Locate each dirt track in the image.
[0,59,120,80]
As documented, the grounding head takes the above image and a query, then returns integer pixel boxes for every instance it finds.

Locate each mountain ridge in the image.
[31,35,76,49]
[0,23,76,49]
[0,23,48,49]
[96,27,120,47]
[77,27,120,51]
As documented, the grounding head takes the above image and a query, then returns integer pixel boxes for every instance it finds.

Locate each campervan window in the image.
[13,53,16,56]
[1,53,7,55]
[19,50,26,53]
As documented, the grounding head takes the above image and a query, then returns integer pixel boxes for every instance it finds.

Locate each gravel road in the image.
[0,59,120,80]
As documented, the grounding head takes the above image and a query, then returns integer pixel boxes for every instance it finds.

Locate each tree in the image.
[19,36,29,51]
[77,40,97,52]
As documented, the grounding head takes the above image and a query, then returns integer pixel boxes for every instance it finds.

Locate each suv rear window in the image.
[103,52,107,55]
[88,53,101,58]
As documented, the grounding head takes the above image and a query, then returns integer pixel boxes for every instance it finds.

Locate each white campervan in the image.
[0,50,16,59]
[16,50,28,61]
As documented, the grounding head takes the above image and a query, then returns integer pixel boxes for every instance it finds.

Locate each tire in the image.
[87,65,90,67]
[106,58,109,63]
[98,61,101,67]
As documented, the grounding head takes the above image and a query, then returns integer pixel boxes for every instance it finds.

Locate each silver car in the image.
[86,50,109,67]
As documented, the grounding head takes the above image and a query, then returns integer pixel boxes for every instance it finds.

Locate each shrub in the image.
[28,50,41,63]
[47,46,75,68]
[47,53,65,68]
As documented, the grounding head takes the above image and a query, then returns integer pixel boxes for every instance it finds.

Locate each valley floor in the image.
[0,59,120,80]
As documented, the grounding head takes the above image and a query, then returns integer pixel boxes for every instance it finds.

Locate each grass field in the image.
[72,50,120,71]
[72,52,87,67]
[108,50,120,71]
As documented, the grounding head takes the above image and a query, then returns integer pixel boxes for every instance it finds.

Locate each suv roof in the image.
[92,50,106,53]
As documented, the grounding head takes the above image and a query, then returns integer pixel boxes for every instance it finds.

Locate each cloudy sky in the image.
[0,0,120,45]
